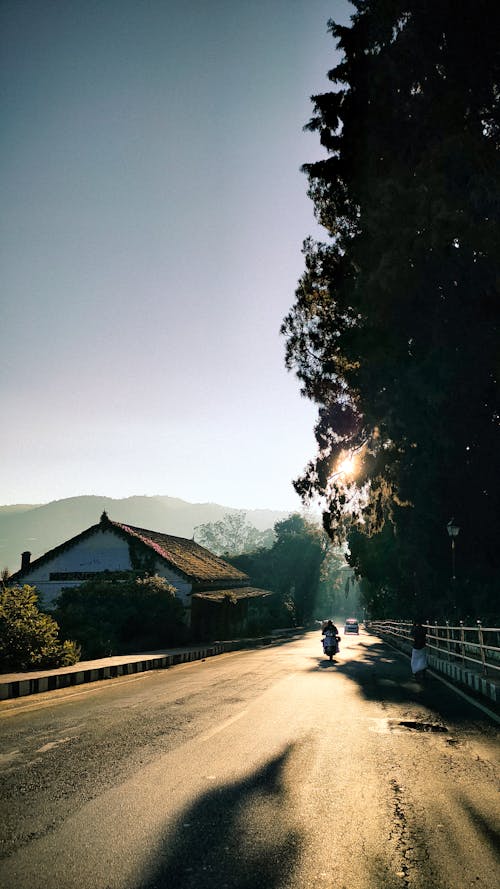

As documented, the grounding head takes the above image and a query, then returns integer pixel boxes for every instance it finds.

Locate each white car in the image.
[344,618,359,634]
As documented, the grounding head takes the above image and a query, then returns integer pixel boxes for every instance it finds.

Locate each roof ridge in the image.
[10,516,248,584]
[112,521,191,543]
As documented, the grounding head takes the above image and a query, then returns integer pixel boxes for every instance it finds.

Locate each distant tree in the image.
[315,545,360,620]
[282,0,500,619]
[231,514,328,626]
[0,585,80,671]
[194,512,275,557]
[54,573,187,659]
[271,515,329,623]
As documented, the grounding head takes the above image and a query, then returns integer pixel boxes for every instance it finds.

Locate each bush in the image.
[54,573,187,659]
[0,585,80,672]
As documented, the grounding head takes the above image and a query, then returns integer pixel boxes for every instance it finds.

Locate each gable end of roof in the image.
[9,515,249,586]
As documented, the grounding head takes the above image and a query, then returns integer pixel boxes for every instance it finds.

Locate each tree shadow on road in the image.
[460,799,500,854]
[331,641,416,708]
[136,746,304,889]
[310,638,496,724]
[311,639,438,706]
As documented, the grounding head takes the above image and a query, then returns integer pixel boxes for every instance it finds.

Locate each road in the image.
[0,630,498,889]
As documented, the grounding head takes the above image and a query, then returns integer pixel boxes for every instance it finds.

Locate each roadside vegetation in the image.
[0,584,80,672]
[54,573,187,660]
[230,514,360,628]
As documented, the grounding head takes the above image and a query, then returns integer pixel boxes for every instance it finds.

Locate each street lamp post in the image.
[447,518,460,581]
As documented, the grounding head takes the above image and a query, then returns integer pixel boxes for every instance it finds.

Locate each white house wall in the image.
[151,560,191,605]
[18,529,192,608]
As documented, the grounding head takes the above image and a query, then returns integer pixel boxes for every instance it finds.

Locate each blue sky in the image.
[1,0,351,511]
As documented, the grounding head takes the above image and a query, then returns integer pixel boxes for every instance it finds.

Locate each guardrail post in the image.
[446,621,451,661]
[460,620,465,665]
[477,620,487,676]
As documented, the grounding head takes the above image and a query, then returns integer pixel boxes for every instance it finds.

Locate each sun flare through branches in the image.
[335,452,358,480]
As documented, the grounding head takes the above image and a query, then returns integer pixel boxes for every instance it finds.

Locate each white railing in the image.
[366,620,500,678]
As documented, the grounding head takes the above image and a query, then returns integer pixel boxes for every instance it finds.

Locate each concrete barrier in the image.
[428,652,498,703]
[0,644,225,701]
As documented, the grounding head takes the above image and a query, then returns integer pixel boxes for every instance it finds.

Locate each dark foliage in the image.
[54,573,187,659]
[231,515,329,626]
[283,1,500,620]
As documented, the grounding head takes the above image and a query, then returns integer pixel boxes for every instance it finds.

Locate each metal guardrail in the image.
[366,620,500,678]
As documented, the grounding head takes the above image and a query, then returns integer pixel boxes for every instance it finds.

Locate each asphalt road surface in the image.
[0,630,498,889]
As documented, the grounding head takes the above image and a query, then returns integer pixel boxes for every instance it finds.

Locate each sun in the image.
[336,453,357,478]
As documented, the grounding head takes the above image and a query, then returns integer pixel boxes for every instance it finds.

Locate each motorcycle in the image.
[322,633,340,661]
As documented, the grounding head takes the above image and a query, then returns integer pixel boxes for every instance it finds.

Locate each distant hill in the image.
[0,495,291,574]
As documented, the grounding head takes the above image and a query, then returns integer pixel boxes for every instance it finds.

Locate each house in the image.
[9,511,271,637]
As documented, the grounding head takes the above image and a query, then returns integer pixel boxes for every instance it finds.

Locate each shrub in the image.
[54,573,187,659]
[0,585,80,672]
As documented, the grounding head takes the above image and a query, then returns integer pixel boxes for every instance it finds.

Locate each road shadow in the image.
[136,746,304,889]
[316,656,340,669]
[309,636,498,725]
[320,642,426,710]
[461,799,500,855]
[310,638,455,708]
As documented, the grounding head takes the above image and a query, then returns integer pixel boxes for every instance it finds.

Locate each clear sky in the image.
[1,0,351,511]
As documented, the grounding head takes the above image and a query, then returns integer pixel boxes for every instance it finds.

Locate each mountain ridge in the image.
[0,494,292,574]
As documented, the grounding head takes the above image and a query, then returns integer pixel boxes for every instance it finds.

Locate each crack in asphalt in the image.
[388,778,429,887]
[389,779,411,887]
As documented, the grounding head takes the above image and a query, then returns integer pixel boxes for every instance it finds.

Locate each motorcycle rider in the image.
[322,620,339,654]
[322,619,338,638]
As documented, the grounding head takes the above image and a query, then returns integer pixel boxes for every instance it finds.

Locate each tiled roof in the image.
[192,587,273,602]
[10,513,248,585]
[112,521,247,583]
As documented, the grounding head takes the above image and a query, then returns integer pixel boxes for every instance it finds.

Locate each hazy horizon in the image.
[0,491,304,574]
[0,491,305,512]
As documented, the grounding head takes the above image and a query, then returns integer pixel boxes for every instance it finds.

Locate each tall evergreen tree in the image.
[283,1,500,618]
